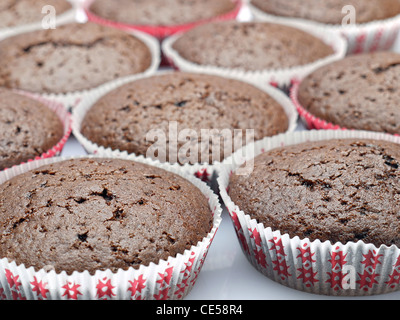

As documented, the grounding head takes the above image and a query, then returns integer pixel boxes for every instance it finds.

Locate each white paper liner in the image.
[218,129,400,296]
[248,3,400,55]
[161,20,347,88]
[0,154,222,300]
[0,1,78,41]
[71,70,298,186]
[0,23,161,111]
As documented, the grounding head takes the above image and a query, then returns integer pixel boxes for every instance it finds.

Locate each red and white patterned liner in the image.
[83,0,243,40]
[162,19,347,88]
[249,2,400,55]
[218,129,400,296]
[1,92,72,172]
[0,154,223,300]
[71,70,298,185]
[289,80,346,131]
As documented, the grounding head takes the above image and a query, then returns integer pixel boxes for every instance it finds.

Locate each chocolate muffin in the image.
[80,72,289,164]
[89,0,237,26]
[251,0,400,25]
[0,89,64,171]
[0,22,153,94]
[0,158,213,274]
[171,21,334,71]
[297,51,400,134]
[0,0,72,29]
[229,138,400,248]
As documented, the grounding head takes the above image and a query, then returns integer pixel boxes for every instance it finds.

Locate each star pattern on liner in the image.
[326,246,348,291]
[62,282,82,300]
[31,276,49,300]
[128,274,147,300]
[296,243,318,287]
[96,277,116,300]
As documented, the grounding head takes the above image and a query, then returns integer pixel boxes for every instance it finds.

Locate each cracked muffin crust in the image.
[0,22,153,94]
[229,139,400,248]
[89,0,237,26]
[0,89,64,171]
[171,21,334,71]
[0,0,72,29]
[298,52,400,134]
[0,158,213,274]
[80,72,289,164]
[251,0,400,25]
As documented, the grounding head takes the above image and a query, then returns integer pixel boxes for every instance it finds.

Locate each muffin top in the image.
[89,0,237,26]
[229,138,400,248]
[80,72,289,164]
[251,0,400,25]
[298,51,400,134]
[0,0,72,29]
[0,158,213,274]
[171,21,334,71]
[0,22,153,94]
[0,89,64,171]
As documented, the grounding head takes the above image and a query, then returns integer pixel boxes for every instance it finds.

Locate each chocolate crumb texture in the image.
[172,21,334,71]
[251,0,400,25]
[0,22,153,94]
[0,88,64,170]
[229,139,400,248]
[0,158,213,274]
[81,72,289,164]
[298,51,400,134]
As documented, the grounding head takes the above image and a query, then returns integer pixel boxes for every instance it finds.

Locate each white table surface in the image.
[60,4,400,301]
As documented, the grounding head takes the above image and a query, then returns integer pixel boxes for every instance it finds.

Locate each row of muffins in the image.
[1,0,399,99]
[3,0,400,37]
[0,0,344,172]
[2,26,399,170]
[1,0,400,299]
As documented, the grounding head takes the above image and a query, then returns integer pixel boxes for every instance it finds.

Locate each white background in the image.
[61,4,400,300]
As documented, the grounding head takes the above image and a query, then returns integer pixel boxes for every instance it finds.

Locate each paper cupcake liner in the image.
[71,70,298,186]
[0,154,223,300]
[289,80,346,131]
[83,0,242,40]
[1,92,72,173]
[218,129,400,296]
[249,3,400,55]
[2,25,161,112]
[0,2,78,41]
[162,20,347,89]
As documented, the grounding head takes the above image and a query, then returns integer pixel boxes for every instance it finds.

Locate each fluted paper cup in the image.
[0,154,222,300]
[218,129,400,296]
